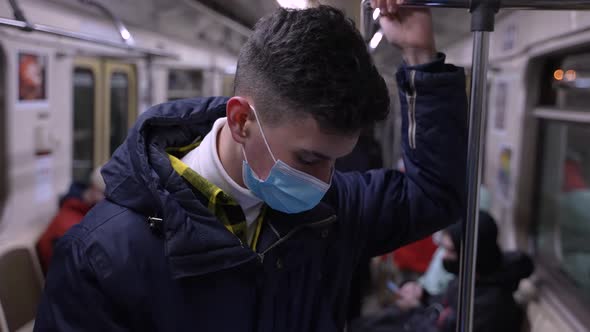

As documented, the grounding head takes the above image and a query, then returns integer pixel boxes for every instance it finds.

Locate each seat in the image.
[0,244,43,332]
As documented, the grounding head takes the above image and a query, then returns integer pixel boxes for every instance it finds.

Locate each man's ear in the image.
[226,96,253,144]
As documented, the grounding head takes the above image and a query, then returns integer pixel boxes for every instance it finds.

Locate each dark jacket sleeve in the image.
[34,233,128,332]
[328,53,468,258]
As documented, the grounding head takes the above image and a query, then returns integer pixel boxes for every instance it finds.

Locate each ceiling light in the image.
[565,69,577,81]
[553,69,564,81]
[373,8,380,20]
[121,28,131,41]
[369,30,383,49]
[276,0,308,9]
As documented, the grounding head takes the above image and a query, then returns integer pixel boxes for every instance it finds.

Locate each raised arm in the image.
[328,1,468,257]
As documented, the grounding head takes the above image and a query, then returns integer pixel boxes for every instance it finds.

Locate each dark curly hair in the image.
[234,5,390,135]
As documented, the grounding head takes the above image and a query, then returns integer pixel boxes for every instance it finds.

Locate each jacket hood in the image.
[101,97,264,277]
[102,97,227,216]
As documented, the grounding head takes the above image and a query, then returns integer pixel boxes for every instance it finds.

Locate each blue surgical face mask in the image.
[242,105,332,214]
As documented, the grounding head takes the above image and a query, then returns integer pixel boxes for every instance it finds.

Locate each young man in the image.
[35,1,468,331]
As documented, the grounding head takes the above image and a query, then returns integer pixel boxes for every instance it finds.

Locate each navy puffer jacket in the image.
[35,55,468,332]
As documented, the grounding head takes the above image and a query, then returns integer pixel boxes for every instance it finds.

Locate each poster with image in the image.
[497,145,512,202]
[18,52,47,104]
[494,82,507,132]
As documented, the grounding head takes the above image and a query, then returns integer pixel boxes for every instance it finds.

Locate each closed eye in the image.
[296,149,331,166]
[297,156,320,166]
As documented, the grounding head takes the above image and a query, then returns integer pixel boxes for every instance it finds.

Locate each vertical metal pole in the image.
[457,31,490,332]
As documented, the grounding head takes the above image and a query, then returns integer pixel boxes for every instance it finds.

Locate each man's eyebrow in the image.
[298,149,331,160]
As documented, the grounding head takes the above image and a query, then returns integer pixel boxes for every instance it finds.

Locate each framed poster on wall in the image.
[496,144,512,203]
[502,23,517,52]
[494,81,508,133]
[17,51,48,107]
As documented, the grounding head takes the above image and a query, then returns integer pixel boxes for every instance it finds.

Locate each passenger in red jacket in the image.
[392,236,437,274]
[36,168,105,274]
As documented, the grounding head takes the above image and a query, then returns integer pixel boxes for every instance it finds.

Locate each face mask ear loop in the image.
[249,105,277,163]
[241,146,249,164]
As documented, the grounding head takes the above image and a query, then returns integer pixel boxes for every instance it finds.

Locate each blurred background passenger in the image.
[36,167,105,274]
[352,211,534,332]
[418,184,492,296]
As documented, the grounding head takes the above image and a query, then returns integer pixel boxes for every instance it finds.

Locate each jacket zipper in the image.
[257,215,338,263]
[406,70,417,149]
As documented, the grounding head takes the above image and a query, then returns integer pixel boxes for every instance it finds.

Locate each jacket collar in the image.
[166,200,338,279]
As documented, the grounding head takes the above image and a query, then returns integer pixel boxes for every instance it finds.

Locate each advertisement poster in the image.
[18,52,48,104]
[502,23,517,51]
[497,145,512,202]
[35,154,53,203]
[494,82,507,132]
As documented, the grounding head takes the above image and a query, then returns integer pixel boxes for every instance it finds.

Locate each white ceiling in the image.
[45,0,254,54]
[42,0,476,70]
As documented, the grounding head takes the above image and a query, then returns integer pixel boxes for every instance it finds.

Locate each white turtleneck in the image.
[181,118,264,242]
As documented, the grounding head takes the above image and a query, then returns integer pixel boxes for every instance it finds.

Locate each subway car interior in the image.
[0,0,589,331]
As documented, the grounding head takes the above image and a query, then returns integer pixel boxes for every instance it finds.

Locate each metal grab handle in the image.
[79,0,135,45]
[399,0,590,9]
[0,16,175,57]
[360,0,590,37]
[362,0,590,10]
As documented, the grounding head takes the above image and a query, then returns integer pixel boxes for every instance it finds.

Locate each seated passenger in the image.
[563,151,587,192]
[35,2,469,331]
[416,233,455,296]
[392,235,437,280]
[36,167,105,274]
[418,185,492,296]
[352,211,534,332]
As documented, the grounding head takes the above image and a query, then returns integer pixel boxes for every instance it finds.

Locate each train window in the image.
[536,121,590,302]
[109,72,130,154]
[0,48,5,211]
[73,59,136,174]
[558,85,590,110]
[542,52,590,109]
[104,62,137,157]
[538,58,559,106]
[72,68,96,183]
[167,69,203,101]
